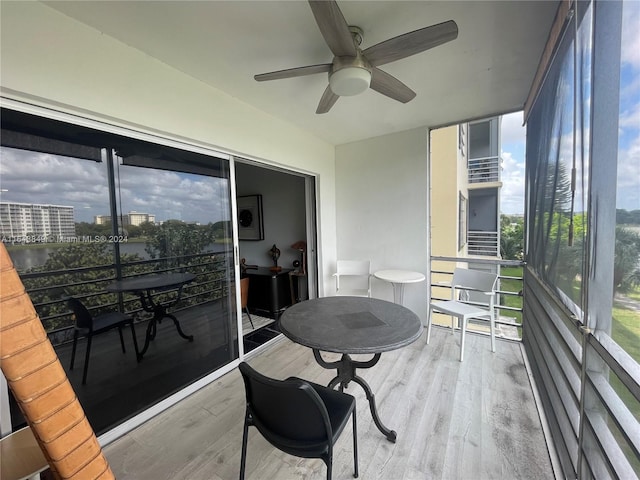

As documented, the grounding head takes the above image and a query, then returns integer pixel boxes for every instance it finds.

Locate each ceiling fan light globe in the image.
[329,67,371,96]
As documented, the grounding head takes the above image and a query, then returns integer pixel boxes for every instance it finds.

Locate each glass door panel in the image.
[104,146,238,433]
[1,109,238,435]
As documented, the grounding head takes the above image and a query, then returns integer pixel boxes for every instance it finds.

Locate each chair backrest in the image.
[335,260,371,296]
[239,362,332,447]
[240,277,250,308]
[66,297,94,330]
[336,260,370,276]
[451,268,498,304]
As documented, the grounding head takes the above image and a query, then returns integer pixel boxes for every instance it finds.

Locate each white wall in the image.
[335,128,429,321]
[0,1,337,293]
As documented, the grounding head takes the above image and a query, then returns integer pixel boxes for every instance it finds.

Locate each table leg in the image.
[138,319,155,360]
[165,312,194,342]
[314,350,397,443]
[392,283,404,304]
[137,305,194,360]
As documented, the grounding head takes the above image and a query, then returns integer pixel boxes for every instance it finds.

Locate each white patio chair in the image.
[333,260,371,297]
[427,267,498,361]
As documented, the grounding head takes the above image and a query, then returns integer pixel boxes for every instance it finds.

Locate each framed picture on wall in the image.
[237,195,264,240]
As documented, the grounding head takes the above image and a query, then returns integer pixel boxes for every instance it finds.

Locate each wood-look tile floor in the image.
[104,327,555,480]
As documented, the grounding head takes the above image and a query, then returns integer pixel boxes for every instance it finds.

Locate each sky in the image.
[617,0,640,213]
[0,147,231,225]
[499,0,639,216]
[499,112,527,215]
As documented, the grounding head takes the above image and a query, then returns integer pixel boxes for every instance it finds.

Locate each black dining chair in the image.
[67,297,139,384]
[238,362,358,480]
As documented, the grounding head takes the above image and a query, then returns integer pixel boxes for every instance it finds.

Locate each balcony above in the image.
[468,155,501,185]
[468,230,499,257]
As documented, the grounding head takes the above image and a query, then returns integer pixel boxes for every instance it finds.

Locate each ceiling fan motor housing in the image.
[255,2,458,112]
[329,52,372,96]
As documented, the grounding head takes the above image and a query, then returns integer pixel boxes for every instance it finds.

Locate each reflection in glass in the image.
[1,125,238,435]
[611,0,640,432]
[526,8,587,311]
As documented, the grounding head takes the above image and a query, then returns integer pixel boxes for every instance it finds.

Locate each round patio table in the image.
[373,269,426,304]
[107,272,196,359]
[278,295,422,442]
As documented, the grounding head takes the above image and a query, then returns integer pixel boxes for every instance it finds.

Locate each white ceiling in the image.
[44,1,558,145]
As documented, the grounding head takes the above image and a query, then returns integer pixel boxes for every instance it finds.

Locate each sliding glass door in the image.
[0,108,239,435]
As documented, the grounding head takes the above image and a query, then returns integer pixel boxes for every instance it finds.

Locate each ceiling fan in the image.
[254,0,458,114]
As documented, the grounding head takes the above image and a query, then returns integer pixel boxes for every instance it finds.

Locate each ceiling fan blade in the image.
[316,85,339,114]
[254,64,331,82]
[370,68,416,103]
[364,20,458,67]
[308,0,357,57]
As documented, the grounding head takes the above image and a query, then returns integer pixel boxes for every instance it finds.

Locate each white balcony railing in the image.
[468,155,500,183]
[467,230,499,256]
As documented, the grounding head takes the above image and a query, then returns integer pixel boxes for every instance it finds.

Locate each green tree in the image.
[211,220,232,240]
[145,220,216,267]
[614,226,640,293]
[500,215,524,260]
[23,243,144,332]
[616,209,640,225]
[143,220,230,309]
[126,224,142,238]
[75,221,112,237]
[137,221,157,238]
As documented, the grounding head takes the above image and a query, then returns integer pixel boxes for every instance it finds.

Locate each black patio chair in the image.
[238,362,358,480]
[67,297,139,384]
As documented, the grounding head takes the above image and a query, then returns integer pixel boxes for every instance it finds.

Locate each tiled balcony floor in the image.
[104,327,555,479]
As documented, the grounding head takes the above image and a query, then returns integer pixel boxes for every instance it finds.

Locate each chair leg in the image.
[118,326,126,353]
[129,322,141,362]
[489,311,496,353]
[82,335,93,384]
[326,455,332,480]
[426,306,433,344]
[70,330,79,370]
[352,410,359,478]
[239,414,250,480]
[459,316,466,362]
[244,307,254,329]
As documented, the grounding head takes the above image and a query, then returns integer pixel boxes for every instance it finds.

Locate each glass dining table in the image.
[278,295,422,442]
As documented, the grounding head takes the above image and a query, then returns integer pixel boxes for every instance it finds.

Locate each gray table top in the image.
[279,296,422,355]
[106,272,196,293]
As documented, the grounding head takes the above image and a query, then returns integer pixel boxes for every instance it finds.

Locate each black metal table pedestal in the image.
[136,292,194,360]
[314,349,397,443]
[106,272,196,360]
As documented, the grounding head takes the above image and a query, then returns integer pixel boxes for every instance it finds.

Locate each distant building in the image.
[126,211,155,226]
[94,211,155,226]
[0,202,75,240]
[94,214,111,225]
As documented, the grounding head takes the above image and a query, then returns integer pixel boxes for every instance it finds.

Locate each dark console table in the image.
[245,267,295,319]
